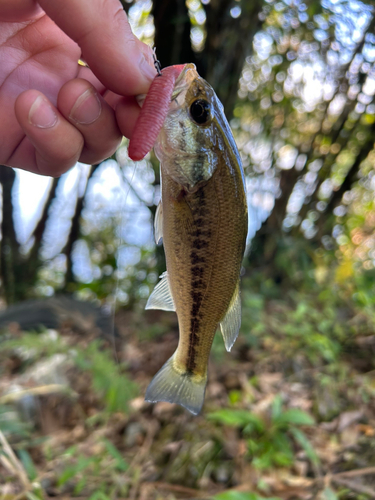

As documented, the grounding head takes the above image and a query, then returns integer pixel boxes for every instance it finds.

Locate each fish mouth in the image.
[171,63,198,101]
[137,64,198,110]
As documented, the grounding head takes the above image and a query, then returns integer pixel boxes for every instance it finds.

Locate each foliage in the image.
[241,288,345,367]
[73,341,137,413]
[212,492,282,500]
[0,405,32,440]
[1,332,137,415]
[1,0,375,304]
[55,441,130,496]
[209,395,317,471]
[2,273,375,497]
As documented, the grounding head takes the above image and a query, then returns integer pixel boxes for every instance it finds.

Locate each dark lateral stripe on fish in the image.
[185,187,210,374]
[190,252,205,264]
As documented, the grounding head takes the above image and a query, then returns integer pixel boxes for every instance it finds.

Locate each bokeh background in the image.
[2,0,375,499]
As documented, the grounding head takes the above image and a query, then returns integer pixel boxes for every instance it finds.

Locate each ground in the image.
[1,285,375,500]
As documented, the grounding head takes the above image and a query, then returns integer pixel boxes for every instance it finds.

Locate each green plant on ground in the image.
[55,439,130,497]
[240,285,358,369]
[0,333,137,497]
[212,492,282,500]
[0,404,32,440]
[1,432,130,499]
[73,340,137,413]
[1,333,137,416]
[208,395,318,471]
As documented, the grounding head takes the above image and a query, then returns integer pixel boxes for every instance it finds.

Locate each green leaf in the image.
[271,395,283,421]
[89,492,111,500]
[0,405,32,439]
[26,492,43,500]
[208,409,264,431]
[272,450,294,467]
[275,409,314,427]
[290,427,320,466]
[321,487,338,500]
[63,445,78,457]
[103,439,128,471]
[18,449,37,481]
[57,457,96,486]
[208,409,245,426]
[212,492,281,500]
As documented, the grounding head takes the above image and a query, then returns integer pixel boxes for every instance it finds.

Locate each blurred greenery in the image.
[2,0,375,305]
[1,333,137,415]
[209,395,318,470]
[212,493,282,500]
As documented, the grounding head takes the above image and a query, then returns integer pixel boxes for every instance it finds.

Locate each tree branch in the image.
[62,164,100,288]
[27,178,59,266]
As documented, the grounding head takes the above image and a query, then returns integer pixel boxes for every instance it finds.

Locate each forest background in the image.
[2,0,375,499]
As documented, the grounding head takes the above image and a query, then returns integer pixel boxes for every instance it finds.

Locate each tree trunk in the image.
[152,0,197,70]
[152,0,263,118]
[0,168,62,303]
[0,167,20,304]
[202,0,263,115]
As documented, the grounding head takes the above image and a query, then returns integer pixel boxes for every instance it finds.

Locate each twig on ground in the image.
[331,476,375,498]
[128,419,159,500]
[0,452,17,476]
[150,481,211,497]
[313,466,375,488]
[0,384,77,404]
[0,430,30,488]
[333,466,375,478]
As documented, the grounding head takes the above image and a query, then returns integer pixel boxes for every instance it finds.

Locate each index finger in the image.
[38,0,156,95]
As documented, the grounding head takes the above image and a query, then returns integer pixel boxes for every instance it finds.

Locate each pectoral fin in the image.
[154,201,163,244]
[145,271,175,311]
[219,281,241,352]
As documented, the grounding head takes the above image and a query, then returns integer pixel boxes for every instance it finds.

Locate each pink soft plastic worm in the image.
[128,64,186,161]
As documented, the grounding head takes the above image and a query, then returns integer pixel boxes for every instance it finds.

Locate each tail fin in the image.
[145,355,207,415]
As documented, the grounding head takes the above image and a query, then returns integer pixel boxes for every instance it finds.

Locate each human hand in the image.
[0,0,156,176]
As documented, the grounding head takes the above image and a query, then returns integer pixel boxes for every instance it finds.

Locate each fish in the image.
[130,64,248,415]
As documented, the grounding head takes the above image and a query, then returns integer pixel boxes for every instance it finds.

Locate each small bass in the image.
[130,64,248,415]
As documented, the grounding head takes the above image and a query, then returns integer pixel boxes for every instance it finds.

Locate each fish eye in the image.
[190,99,211,125]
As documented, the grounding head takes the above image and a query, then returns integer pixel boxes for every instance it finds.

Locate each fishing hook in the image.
[152,47,162,76]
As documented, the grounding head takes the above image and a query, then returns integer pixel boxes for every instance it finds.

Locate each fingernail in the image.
[70,88,102,125]
[136,94,146,108]
[29,96,57,128]
[139,53,157,81]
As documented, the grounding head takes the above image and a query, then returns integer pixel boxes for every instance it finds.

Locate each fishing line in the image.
[110,151,138,364]
[110,47,162,362]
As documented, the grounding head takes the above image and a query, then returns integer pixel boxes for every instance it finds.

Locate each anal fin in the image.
[219,281,241,352]
[145,271,175,311]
